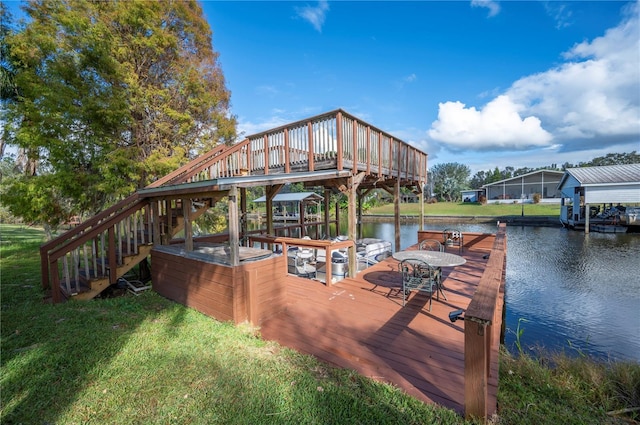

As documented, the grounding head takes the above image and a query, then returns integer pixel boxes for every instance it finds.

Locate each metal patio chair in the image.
[398,258,438,310]
[443,229,464,253]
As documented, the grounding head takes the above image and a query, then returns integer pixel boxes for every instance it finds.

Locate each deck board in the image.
[259,244,499,415]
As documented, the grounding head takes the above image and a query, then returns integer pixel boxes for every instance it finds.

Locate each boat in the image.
[622,207,640,228]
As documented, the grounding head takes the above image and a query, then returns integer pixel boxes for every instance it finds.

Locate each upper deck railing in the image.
[160,109,428,187]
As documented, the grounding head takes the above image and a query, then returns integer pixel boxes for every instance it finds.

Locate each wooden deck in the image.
[259,243,499,415]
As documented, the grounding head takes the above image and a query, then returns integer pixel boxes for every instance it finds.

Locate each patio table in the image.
[392,250,466,300]
[392,250,466,267]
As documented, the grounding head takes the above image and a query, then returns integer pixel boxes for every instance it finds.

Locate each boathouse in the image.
[558,164,640,232]
[252,191,324,228]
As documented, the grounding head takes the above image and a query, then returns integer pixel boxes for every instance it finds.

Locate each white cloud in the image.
[428,96,553,149]
[543,2,573,29]
[471,0,500,18]
[295,0,330,32]
[429,2,640,154]
[255,85,279,96]
[404,73,417,83]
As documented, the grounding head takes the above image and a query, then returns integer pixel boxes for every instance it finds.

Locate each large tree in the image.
[1,0,236,235]
[430,162,470,202]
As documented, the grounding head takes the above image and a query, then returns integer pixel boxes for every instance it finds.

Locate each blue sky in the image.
[201,1,640,174]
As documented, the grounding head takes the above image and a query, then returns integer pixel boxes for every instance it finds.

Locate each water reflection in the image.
[356,221,640,362]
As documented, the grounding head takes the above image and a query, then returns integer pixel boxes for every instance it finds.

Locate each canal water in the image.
[354,220,640,363]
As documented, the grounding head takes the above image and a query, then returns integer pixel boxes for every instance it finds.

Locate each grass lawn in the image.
[366,202,560,217]
[0,225,468,425]
[2,224,637,424]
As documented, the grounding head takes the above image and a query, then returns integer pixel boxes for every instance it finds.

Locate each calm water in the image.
[353,221,640,362]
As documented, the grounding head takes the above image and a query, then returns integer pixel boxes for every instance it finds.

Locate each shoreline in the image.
[362,214,563,227]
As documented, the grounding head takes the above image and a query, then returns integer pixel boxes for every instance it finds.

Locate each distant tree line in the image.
[429,151,639,202]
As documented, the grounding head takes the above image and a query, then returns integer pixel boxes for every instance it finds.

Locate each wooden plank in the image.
[259,238,501,416]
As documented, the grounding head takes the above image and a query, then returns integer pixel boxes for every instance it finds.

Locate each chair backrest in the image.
[419,239,444,252]
[399,259,436,292]
[443,229,463,251]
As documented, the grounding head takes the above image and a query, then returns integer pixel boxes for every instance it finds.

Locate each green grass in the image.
[499,347,640,424]
[0,224,467,425]
[2,224,637,424]
[367,202,561,217]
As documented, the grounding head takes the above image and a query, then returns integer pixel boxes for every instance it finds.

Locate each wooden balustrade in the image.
[157,109,427,184]
[463,223,506,421]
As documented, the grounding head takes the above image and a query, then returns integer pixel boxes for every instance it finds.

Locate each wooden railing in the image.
[463,223,506,421]
[40,196,154,302]
[40,196,209,302]
[146,109,428,185]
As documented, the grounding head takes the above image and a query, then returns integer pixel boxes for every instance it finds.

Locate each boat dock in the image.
[259,231,503,416]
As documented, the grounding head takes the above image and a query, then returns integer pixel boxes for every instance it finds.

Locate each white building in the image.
[482,170,564,204]
[557,164,640,231]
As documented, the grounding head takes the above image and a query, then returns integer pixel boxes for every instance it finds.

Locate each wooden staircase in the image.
[40,155,226,302]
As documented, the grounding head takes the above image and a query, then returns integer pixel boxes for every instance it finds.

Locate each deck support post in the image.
[419,189,424,231]
[324,189,331,238]
[585,203,590,234]
[347,175,357,277]
[152,201,161,245]
[228,186,240,266]
[240,188,247,245]
[357,189,363,240]
[265,184,283,238]
[394,178,401,252]
[465,319,490,421]
[183,198,193,252]
[108,226,117,284]
[167,199,173,243]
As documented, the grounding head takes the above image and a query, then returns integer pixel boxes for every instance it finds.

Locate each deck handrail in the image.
[463,223,507,421]
[146,109,428,186]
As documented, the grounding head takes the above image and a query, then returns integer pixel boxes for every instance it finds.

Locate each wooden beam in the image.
[51,260,61,303]
[347,175,358,277]
[394,178,401,253]
[357,188,363,240]
[183,198,193,252]
[336,111,343,171]
[228,187,239,266]
[324,189,331,237]
[307,121,315,172]
[265,184,284,236]
[419,190,425,231]
[299,197,306,238]
[352,120,358,175]
[240,187,248,246]
[365,126,371,175]
[465,320,489,421]
[108,226,117,284]
[263,134,269,175]
[284,128,290,174]
[167,199,173,241]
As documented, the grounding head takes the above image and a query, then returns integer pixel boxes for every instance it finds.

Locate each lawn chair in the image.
[418,238,444,287]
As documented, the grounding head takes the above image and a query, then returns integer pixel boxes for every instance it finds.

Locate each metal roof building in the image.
[252,192,324,203]
[557,164,640,231]
[557,164,640,204]
[481,169,565,203]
